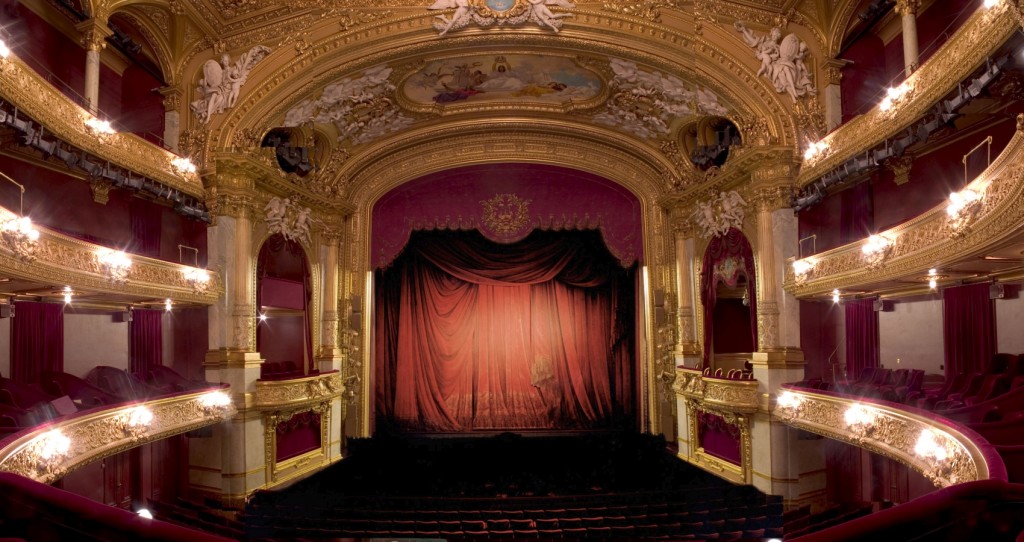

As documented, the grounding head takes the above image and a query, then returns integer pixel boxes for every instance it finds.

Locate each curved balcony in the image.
[773,385,1006,488]
[0,386,236,484]
[0,51,203,199]
[785,123,1024,297]
[797,2,1015,187]
[0,205,222,304]
[675,367,760,414]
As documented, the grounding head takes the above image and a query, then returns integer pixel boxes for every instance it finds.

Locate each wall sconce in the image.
[832,288,841,304]
[862,234,894,269]
[62,286,72,304]
[879,83,912,112]
[96,248,132,283]
[164,298,172,312]
[946,186,986,238]
[914,428,949,462]
[84,116,116,139]
[0,171,40,262]
[0,38,10,59]
[844,404,878,441]
[803,140,829,163]
[198,390,232,410]
[24,429,72,478]
[792,258,815,283]
[927,268,940,290]
[776,390,804,410]
[117,405,154,439]
[182,267,211,292]
[984,0,1001,8]
[170,156,197,176]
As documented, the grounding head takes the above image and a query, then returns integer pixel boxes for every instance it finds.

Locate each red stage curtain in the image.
[699,228,757,366]
[844,299,879,381]
[375,230,635,433]
[10,301,64,384]
[130,309,163,375]
[943,283,995,377]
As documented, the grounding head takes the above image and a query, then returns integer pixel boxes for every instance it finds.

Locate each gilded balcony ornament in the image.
[182,267,212,293]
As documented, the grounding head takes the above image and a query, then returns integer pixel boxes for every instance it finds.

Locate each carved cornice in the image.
[254,372,344,410]
[0,206,222,304]
[75,19,113,51]
[784,128,1024,297]
[0,387,236,484]
[0,53,205,198]
[894,0,921,16]
[659,146,792,210]
[796,4,1016,188]
[773,386,998,487]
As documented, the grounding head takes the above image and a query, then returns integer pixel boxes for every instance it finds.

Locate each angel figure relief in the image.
[427,0,575,36]
[190,45,272,124]
[734,21,816,103]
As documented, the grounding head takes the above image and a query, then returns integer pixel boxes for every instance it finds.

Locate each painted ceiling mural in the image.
[282,56,730,149]
[401,54,602,106]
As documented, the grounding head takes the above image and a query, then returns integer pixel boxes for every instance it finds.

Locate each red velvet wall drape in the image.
[699,228,757,366]
[943,283,995,377]
[10,301,64,384]
[845,299,879,381]
[130,309,163,375]
[375,230,635,433]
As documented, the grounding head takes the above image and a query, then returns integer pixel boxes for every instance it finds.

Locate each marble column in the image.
[318,224,343,373]
[745,163,824,509]
[193,168,265,508]
[75,20,111,115]
[895,0,921,75]
[158,88,182,153]
[673,225,701,366]
[822,59,847,131]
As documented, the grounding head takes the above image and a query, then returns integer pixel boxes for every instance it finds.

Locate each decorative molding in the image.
[0,388,236,484]
[428,0,577,36]
[773,387,995,487]
[692,191,746,238]
[0,52,205,198]
[262,400,333,485]
[254,372,345,409]
[598,1,681,23]
[887,155,914,186]
[797,2,1016,187]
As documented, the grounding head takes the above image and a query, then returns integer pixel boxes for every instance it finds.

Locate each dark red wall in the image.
[800,300,842,382]
[712,298,754,354]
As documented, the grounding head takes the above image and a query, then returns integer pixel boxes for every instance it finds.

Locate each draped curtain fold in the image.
[699,228,757,366]
[375,230,635,433]
[130,309,163,375]
[844,299,879,381]
[10,301,64,384]
[943,283,995,377]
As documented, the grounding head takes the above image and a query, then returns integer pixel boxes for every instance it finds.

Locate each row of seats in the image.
[702,367,754,380]
[0,367,208,436]
[783,502,876,539]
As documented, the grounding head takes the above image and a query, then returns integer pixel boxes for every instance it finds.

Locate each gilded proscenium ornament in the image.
[772,387,989,487]
[599,1,681,23]
[0,387,237,484]
[0,51,204,198]
[797,2,1016,187]
[783,128,1022,298]
[673,367,759,414]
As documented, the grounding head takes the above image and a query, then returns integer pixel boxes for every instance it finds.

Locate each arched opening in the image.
[681,117,742,171]
[256,234,313,378]
[699,228,758,372]
[369,164,643,434]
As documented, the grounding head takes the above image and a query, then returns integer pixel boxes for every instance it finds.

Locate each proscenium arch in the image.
[341,129,674,437]
[209,10,797,154]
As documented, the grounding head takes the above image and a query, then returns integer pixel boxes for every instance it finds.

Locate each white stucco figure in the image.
[735,21,816,103]
[190,45,272,124]
[528,0,575,32]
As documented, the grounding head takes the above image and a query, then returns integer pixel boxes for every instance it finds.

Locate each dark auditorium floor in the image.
[242,431,784,540]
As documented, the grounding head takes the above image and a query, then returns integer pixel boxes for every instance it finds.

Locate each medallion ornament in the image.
[480,193,532,237]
